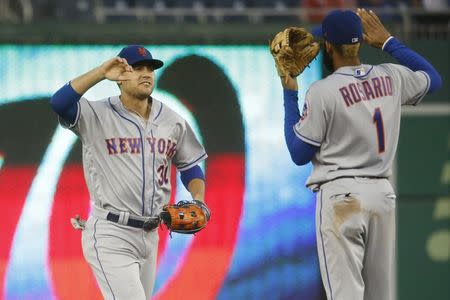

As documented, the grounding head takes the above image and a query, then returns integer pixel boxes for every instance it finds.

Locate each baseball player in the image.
[280,9,442,300]
[50,45,207,299]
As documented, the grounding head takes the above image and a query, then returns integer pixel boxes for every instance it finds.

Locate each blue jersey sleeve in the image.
[50,82,81,124]
[283,89,318,165]
[383,37,442,93]
[180,165,205,190]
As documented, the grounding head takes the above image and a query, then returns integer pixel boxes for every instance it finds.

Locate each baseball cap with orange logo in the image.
[118,45,164,69]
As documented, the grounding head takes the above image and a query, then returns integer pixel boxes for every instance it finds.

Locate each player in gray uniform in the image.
[280,9,442,300]
[50,45,207,299]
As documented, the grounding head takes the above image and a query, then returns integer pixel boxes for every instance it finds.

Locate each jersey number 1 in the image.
[373,107,385,153]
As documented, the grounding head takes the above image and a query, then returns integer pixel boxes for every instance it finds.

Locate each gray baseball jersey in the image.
[294,63,429,189]
[295,63,429,300]
[61,94,207,300]
[62,95,207,217]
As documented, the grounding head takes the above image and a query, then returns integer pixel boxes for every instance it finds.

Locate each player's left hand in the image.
[160,200,211,234]
[356,8,391,49]
[281,74,298,91]
[269,27,320,85]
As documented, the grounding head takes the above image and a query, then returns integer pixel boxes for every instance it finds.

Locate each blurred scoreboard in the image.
[0,45,323,300]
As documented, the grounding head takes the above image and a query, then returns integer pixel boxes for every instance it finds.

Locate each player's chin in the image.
[136,86,154,99]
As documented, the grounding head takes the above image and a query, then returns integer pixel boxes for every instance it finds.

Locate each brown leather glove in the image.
[160,200,211,234]
[270,27,320,79]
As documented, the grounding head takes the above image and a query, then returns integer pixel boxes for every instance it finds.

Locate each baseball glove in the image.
[160,200,211,234]
[269,27,320,79]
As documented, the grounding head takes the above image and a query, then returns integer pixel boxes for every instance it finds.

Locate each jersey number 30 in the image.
[373,107,385,153]
[157,164,169,186]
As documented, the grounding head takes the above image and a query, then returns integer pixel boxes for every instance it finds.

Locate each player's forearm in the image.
[70,66,106,95]
[383,37,442,93]
[50,65,106,122]
[283,89,317,165]
[283,89,301,157]
[188,178,205,202]
[281,75,298,90]
[180,165,206,201]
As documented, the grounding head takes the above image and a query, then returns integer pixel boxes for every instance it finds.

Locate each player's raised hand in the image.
[356,8,391,49]
[100,57,133,82]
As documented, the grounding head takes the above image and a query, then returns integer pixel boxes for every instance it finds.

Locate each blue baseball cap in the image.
[313,10,363,45]
[118,45,164,69]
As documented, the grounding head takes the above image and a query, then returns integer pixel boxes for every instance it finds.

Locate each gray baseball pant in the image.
[81,212,159,300]
[316,177,397,300]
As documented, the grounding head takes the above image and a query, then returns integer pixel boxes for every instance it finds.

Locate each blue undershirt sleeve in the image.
[383,37,442,93]
[180,165,205,190]
[284,89,319,166]
[50,82,81,124]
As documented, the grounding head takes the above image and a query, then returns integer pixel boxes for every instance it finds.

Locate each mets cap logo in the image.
[138,47,148,57]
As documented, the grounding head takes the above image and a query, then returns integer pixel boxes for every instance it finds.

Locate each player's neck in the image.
[120,93,151,120]
[333,57,361,70]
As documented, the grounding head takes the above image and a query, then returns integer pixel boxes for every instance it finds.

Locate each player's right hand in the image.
[70,214,86,230]
[356,8,391,49]
[100,57,133,82]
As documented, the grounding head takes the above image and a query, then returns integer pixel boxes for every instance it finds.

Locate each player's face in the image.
[121,63,156,100]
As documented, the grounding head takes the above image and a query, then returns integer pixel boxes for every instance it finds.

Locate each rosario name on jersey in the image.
[294,63,429,189]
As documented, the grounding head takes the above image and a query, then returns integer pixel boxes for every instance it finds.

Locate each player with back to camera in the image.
[50,45,209,299]
[279,9,442,300]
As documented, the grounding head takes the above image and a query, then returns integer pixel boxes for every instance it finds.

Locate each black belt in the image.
[106,212,160,231]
